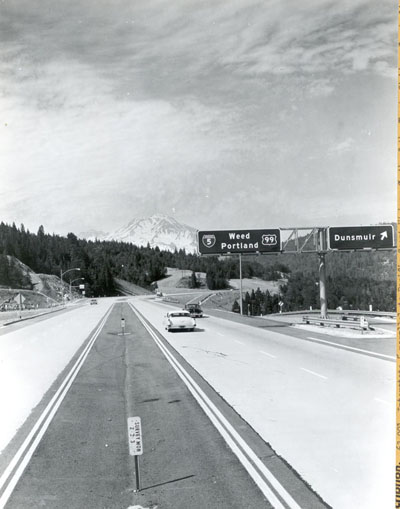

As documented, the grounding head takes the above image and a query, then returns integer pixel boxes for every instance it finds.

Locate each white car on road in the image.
[164,310,196,332]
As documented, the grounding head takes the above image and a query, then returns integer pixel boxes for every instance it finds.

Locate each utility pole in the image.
[60,267,81,305]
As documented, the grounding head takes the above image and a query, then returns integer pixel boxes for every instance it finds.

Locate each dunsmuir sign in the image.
[198,229,281,255]
[328,225,394,250]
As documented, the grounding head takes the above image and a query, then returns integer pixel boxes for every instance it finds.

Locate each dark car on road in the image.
[184,303,203,318]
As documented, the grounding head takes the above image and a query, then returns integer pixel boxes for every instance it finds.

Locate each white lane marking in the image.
[307,337,395,361]
[0,304,115,508]
[374,397,391,406]
[127,506,158,509]
[259,350,276,359]
[300,368,328,380]
[217,332,225,337]
[235,340,244,345]
[131,304,302,509]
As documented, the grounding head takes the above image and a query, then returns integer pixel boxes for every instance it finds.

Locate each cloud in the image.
[0,0,396,233]
[307,79,335,97]
[0,56,256,231]
[0,1,396,95]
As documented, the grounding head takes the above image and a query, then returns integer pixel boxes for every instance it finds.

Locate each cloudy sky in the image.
[0,0,397,235]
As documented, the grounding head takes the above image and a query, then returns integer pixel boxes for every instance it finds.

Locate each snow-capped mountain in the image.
[81,214,198,253]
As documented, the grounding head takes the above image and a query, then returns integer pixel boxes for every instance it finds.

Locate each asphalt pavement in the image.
[2,302,327,508]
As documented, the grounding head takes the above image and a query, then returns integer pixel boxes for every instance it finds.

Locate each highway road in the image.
[0,296,395,508]
[0,298,325,509]
[133,296,395,509]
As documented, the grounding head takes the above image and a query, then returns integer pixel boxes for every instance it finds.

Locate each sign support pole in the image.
[134,456,140,492]
[318,253,327,319]
[18,293,22,320]
[239,254,243,315]
[318,229,328,319]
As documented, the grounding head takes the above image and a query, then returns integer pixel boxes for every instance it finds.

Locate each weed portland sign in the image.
[198,229,281,255]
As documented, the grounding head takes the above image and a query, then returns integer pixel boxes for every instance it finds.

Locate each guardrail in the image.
[162,297,180,304]
[279,309,395,319]
[302,315,369,331]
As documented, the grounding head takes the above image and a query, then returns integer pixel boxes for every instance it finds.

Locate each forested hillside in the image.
[0,222,225,297]
[234,250,396,312]
[0,222,395,310]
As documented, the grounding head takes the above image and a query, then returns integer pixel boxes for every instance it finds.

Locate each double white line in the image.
[130,304,302,509]
[0,304,114,508]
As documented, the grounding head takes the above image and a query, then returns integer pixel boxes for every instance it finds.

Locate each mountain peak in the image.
[100,214,198,252]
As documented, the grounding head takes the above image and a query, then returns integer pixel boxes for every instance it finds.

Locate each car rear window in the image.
[170,312,190,317]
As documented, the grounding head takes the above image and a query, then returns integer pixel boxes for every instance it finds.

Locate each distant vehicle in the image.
[156,290,163,297]
[164,310,196,332]
[184,303,203,318]
[90,298,98,305]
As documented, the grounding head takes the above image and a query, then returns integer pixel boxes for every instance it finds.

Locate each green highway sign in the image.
[328,225,394,250]
[198,229,281,255]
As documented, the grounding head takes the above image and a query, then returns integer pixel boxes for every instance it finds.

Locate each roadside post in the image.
[360,316,368,331]
[14,293,25,320]
[121,317,126,335]
[127,416,143,492]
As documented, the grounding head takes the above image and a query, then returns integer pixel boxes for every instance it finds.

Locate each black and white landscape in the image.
[0,1,397,508]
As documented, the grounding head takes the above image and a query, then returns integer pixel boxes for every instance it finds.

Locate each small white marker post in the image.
[121,317,126,335]
[128,416,143,492]
[14,293,25,320]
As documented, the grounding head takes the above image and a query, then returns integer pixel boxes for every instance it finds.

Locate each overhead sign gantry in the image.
[197,224,395,318]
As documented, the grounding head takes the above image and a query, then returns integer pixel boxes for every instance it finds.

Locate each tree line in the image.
[231,271,395,315]
[0,222,234,297]
[232,289,282,315]
[0,221,395,310]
